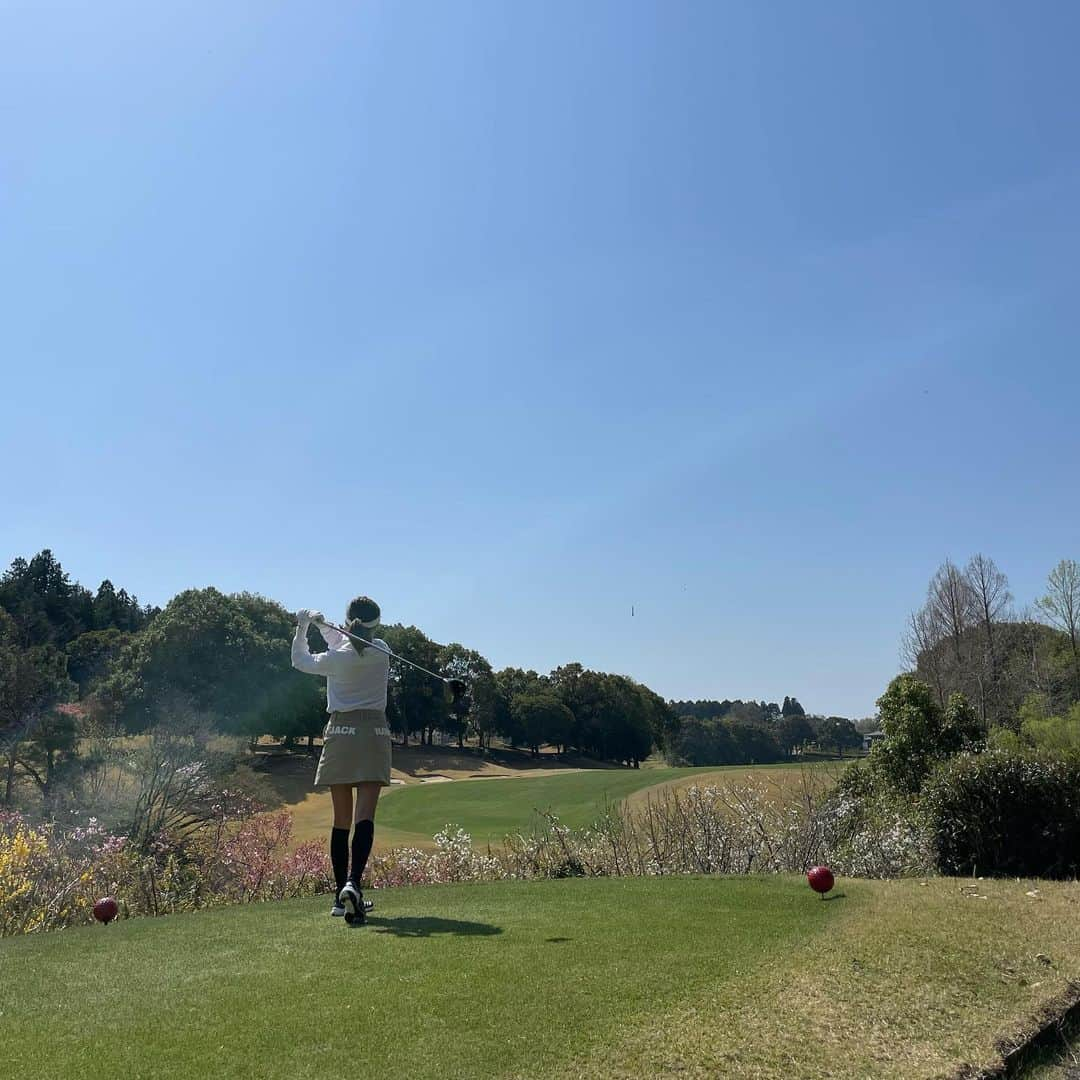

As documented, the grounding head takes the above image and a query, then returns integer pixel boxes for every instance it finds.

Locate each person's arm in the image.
[315,621,348,650]
[291,610,347,675]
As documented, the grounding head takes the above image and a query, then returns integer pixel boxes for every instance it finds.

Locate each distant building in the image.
[862,731,886,752]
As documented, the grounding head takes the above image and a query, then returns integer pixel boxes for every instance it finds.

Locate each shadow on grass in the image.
[362,916,503,938]
[821,892,847,902]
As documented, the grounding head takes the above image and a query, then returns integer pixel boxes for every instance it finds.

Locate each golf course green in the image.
[4,875,1079,1079]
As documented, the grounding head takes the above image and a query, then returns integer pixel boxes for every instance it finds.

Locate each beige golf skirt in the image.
[313,709,392,788]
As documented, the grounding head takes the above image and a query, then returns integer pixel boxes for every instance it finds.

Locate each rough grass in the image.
[2,876,1079,1079]
[619,759,844,815]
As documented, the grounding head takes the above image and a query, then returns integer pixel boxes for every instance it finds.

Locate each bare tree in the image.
[963,554,1012,721]
[902,603,947,706]
[1038,559,1080,697]
[928,559,976,666]
[1017,607,1050,698]
[965,554,1012,664]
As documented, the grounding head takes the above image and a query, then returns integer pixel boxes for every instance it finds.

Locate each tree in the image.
[594,675,654,767]
[511,694,575,758]
[14,703,82,807]
[665,716,734,766]
[906,558,1067,725]
[959,554,1012,723]
[0,550,92,647]
[665,715,782,766]
[92,580,119,631]
[815,716,862,757]
[781,696,806,717]
[437,644,496,749]
[253,675,326,752]
[0,552,155,649]
[99,588,296,734]
[1015,697,1080,758]
[494,668,546,746]
[1038,560,1080,699]
[928,559,976,667]
[904,603,948,706]
[380,625,445,746]
[871,675,983,795]
[548,663,590,749]
[64,628,131,697]
[965,554,1011,668]
[0,607,78,804]
[638,686,678,753]
[777,714,815,756]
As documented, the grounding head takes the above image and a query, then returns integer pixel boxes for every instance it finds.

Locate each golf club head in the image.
[445,678,470,715]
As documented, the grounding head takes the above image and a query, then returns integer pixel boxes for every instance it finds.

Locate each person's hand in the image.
[295,608,317,627]
[309,611,325,625]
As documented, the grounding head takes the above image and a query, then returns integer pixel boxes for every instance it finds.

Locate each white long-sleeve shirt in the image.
[291,623,390,713]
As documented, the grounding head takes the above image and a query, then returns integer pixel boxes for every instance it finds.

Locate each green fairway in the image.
[4,876,1080,1079]
[375,765,726,844]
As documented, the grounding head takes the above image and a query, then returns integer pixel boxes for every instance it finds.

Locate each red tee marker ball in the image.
[807,866,834,895]
[93,897,119,924]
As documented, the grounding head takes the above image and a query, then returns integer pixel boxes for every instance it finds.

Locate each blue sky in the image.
[3,1,1078,717]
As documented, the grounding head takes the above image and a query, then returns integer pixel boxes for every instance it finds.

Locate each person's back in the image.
[310,625,390,714]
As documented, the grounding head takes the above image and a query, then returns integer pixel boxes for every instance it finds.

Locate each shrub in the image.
[923,750,1080,878]
[0,800,333,937]
[1020,701,1080,759]
[824,766,934,878]
[871,677,983,795]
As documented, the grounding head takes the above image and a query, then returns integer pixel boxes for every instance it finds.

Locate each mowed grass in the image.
[373,765,726,846]
[3,877,1080,1079]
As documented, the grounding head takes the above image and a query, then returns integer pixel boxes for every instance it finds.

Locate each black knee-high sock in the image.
[350,819,374,886]
[330,827,350,894]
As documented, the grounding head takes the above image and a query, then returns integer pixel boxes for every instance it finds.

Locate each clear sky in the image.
[3,1,1078,718]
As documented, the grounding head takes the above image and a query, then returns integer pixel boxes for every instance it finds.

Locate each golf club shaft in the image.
[314,620,449,685]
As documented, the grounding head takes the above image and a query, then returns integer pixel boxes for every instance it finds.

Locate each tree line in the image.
[665,697,862,765]
[0,550,888,813]
[1,553,679,813]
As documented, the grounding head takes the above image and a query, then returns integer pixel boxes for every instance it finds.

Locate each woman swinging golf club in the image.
[292,596,390,925]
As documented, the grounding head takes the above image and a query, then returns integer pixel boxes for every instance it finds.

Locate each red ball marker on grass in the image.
[807,866,834,897]
[93,897,119,924]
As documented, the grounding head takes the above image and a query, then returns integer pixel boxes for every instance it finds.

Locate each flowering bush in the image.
[492,779,932,882]
[3,768,938,938]
[0,797,333,937]
[365,775,933,890]
[367,828,502,888]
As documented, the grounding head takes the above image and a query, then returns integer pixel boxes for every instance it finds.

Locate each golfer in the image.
[292,596,391,925]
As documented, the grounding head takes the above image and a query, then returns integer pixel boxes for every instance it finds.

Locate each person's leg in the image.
[329,785,353,898]
[349,782,382,887]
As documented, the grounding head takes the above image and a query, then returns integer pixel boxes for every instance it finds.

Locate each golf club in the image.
[311,618,469,709]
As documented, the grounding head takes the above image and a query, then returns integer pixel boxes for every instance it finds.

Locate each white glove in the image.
[295,608,320,627]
